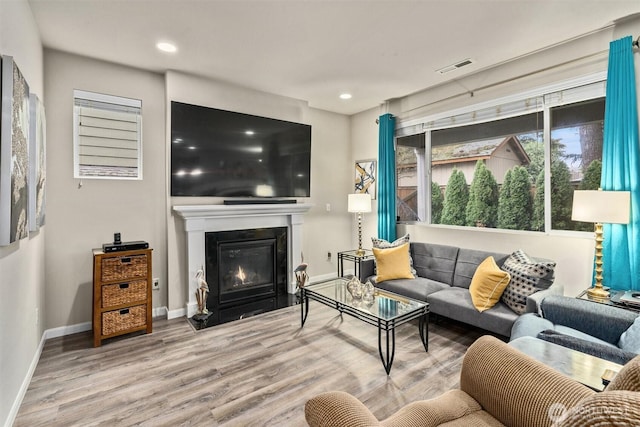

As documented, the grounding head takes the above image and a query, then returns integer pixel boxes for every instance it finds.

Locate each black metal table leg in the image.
[419,313,429,352]
[301,289,309,327]
[378,321,396,375]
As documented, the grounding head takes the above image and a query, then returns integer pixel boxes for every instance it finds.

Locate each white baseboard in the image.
[167,307,186,319]
[152,306,168,319]
[5,329,47,427]
[309,272,341,284]
[5,305,172,426]
[44,321,92,340]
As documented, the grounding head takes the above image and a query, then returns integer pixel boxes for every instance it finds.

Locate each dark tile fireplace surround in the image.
[190,227,297,329]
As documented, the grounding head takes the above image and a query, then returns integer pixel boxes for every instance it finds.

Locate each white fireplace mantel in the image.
[173,203,312,317]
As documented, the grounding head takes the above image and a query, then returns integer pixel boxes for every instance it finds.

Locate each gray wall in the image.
[43,50,167,328]
[0,1,44,424]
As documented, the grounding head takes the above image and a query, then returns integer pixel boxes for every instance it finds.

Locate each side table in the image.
[338,249,374,279]
[577,288,640,313]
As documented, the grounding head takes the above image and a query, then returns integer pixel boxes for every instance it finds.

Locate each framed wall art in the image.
[355,159,376,199]
[29,93,46,232]
[0,55,30,245]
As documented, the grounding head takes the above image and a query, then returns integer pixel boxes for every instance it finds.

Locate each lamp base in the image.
[355,248,365,257]
[587,286,610,302]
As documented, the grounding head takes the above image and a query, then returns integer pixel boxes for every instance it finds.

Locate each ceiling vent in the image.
[436,58,475,75]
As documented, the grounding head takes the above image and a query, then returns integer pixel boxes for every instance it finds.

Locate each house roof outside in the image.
[431,135,530,166]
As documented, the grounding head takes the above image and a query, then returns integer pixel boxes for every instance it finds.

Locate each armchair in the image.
[305,335,640,427]
[510,295,639,364]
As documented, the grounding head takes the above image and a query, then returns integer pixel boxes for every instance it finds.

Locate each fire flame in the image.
[236,266,246,284]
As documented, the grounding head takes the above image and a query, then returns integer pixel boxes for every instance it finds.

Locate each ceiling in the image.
[28,0,640,116]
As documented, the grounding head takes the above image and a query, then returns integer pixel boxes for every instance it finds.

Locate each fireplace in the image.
[197,227,290,327]
[172,203,312,321]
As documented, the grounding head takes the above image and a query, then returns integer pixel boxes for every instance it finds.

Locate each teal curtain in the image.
[601,35,640,290]
[378,113,396,241]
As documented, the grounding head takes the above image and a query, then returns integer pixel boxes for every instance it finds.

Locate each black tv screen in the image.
[171,101,311,197]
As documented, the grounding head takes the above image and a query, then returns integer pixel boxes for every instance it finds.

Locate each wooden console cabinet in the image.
[92,248,152,347]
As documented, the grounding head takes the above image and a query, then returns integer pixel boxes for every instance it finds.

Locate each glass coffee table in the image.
[300,278,429,375]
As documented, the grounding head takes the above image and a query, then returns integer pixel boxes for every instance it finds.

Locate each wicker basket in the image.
[102,280,147,308]
[102,304,147,336]
[101,254,148,282]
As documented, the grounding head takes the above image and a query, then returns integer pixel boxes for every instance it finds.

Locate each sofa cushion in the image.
[541,295,637,344]
[375,277,450,302]
[469,256,511,312]
[619,316,640,353]
[372,233,416,276]
[537,329,636,365]
[372,243,414,282]
[510,313,554,340]
[452,248,508,289]
[411,242,459,285]
[500,250,556,314]
[428,287,518,337]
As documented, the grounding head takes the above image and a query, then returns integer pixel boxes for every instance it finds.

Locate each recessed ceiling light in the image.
[339,93,352,100]
[156,41,177,53]
[245,130,255,135]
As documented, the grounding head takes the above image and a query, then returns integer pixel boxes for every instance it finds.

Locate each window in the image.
[73,90,142,179]
[396,78,605,233]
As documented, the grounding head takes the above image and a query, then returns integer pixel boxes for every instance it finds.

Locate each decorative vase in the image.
[362,281,375,306]
[346,276,364,299]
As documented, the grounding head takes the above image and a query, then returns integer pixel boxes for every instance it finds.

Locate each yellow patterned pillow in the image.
[469,256,511,312]
[373,243,414,282]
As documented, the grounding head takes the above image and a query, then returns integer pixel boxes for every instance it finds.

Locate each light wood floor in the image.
[15,302,490,426]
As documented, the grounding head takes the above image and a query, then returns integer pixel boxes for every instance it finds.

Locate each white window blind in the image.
[396,76,606,138]
[73,90,142,179]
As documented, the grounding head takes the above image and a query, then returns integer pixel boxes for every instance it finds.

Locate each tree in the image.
[531,160,573,231]
[505,166,532,230]
[431,181,444,224]
[580,159,602,191]
[465,161,499,228]
[579,123,603,172]
[550,160,574,230]
[498,169,514,229]
[532,170,545,232]
[441,169,469,226]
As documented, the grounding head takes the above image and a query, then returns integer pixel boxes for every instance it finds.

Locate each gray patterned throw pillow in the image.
[500,249,555,314]
[371,233,416,276]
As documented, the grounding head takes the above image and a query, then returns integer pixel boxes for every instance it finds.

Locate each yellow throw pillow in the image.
[469,256,511,312]
[373,243,414,282]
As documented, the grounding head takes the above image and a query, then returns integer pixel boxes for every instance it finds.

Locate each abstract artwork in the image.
[355,159,376,199]
[29,94,46,232]
[0,56,30,245]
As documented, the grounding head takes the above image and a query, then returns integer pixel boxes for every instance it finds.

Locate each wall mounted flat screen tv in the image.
[171,101,311,198]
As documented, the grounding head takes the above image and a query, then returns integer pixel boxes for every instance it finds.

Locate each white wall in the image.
[350,107,380,248]
[351,17,640,297]
[165,71,353,314]
[43,50,167,327]
[0,1,44,425]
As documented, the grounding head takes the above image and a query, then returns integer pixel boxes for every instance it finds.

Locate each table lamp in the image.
[348,193,372,257]
[571,189,631,301]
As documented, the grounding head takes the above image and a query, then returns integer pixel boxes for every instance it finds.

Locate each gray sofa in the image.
[511,295,640,364]
[360,242,562,337]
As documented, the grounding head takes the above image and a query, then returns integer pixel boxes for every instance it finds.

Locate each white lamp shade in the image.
[571,190,631,224]
[348,193,372,213]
